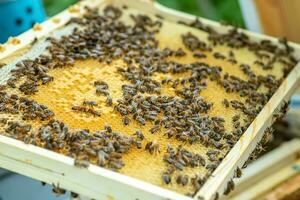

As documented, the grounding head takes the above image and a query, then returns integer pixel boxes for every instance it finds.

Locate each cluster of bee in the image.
[0,92,20,114]
[162,145,207,187]
[8,57,56,94]
[242,126,275,170]
[0,92,53,120]
[19,97,54,120]
[182,18,297,77]
[0,3,297,197]
[38,119,69,149]
[114,90,227,150]
[181,32,211,52]
[5,121,32,139]
[70,126,136,171]
[39,119,138,171]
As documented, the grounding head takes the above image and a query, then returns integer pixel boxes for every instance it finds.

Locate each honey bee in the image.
[145,141,160,154]
[83,100,98,107]
[52,183,66,195]
[74,158,90,168]
[123,116,130,126]
[162,172,171,184]
[176,174,189,186]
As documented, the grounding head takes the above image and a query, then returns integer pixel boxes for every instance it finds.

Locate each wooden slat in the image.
[0,134,190,200]
[225,139,300,199]
[254,0,285,37]
[195,62,300,200]
[254,0,300,43]
[229,160,300,200]
[263,173,300,200]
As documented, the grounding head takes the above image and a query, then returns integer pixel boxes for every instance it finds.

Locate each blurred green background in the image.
[43,0,245,28]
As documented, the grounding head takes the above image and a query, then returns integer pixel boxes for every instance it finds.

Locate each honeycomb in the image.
[0,3,291,195]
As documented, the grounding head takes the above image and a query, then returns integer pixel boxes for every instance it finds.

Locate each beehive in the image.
[0,0,299,199]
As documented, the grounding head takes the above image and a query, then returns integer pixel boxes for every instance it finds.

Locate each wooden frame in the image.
[0,0,300,200]
[225,139,300,199]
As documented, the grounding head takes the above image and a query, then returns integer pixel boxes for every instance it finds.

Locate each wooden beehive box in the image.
[0,0,300,200]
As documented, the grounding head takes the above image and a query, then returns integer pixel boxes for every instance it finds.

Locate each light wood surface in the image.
[225,139,300,200]
[263,173,300,200]
[254,0,300,43]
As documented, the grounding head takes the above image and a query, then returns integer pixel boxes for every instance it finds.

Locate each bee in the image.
[235,167,242,178]
[212,192,219,200]
[207,154,218,162]
[71,192,79,198]
[228,50,235,58]
[201,134,210,147]
[197,155,206,167]
[19,81,38,95]
[145,141,160,154]
[106,95,113,106]
[155,14,164,19]
[97,150,108,167]
[52,183,66,195]
[223,179,235,195]
[7,80,16,88]
[233,121,240,129]
[94,80,108,88]
[228,58,237,64]
[83,100,98,107]
[176,174,188,186]
[134,140,142,149]
[161,77,173,85]
[213,52,226,60]
[115,104,128,115]
[0,118,8,124]
[181,32,210,51]
[175,48,186,57]
[96,87,109,96]
[232,114,240,122]
[193,52,207,58]
[72,105,87,112]
[134,130,144,140]
[136,115,145,125]
[108,159,124,170]
[74,158,90,168]
[41,76,54,84]
[87,108,101,117]
[123,116,130,126]
[85,147,97,157]
[206,162,218,171]
[105,124,112,133]
[174,161,184,170]
[222,99,230,108]
[206,149,219,156]
[149,125,160,134]
[162,172,171,184]
[31,37,38,45]
[191,174,204,190]
[254,60,265,67]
